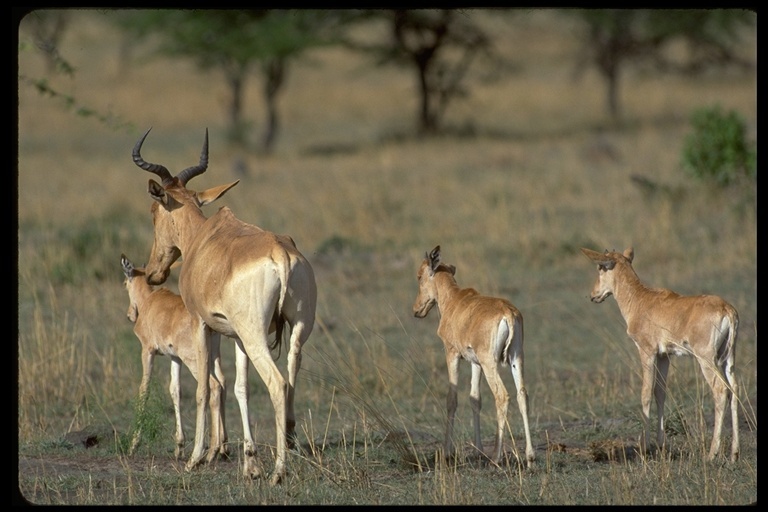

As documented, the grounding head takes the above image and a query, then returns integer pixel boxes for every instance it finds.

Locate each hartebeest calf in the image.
[121,254,228,461]
[131,128,317,485]
[581,247,740,462]
[413,246,535,467]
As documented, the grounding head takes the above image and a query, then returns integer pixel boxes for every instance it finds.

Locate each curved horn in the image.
[132,127,174,185]
[176,128,209,186]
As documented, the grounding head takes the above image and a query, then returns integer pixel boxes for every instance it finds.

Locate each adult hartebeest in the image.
[413,245,535,467]
[121,254,228,461]
[131,128,317,485]
[581,247,740,462]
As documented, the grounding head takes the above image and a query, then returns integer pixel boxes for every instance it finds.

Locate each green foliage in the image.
[681,105,756,186]
[114,10,342,68]
[567,9,755,120]
[123,381,171,455]
[112,9,349,150]
[18,11,131,130]
[19,75,129,127]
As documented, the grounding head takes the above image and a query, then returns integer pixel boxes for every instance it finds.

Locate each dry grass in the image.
[17,9,756,505]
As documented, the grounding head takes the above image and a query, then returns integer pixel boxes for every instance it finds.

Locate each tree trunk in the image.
[261,57,286,153]
[605,63,620,122]
[417,63,432,134]
[226,70,247,147]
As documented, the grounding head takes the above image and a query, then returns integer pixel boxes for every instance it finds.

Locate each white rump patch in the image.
[496,318,510,365]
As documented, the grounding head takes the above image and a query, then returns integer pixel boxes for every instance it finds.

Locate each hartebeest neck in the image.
[610,264,652,321]
[174,202,210,256]
[434,271,462,311]
[129,279,154,307]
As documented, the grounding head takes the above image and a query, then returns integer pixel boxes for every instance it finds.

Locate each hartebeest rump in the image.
[131,128,317,485]
[413,246,535,467]
[581,247,740,462]
[121,254,228,461]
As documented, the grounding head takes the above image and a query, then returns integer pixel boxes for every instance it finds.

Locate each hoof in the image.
[287,429,298,450]
[185,455,205,472]
[243,457,263,480]
[205,449,218,464]
[269,471,284,486]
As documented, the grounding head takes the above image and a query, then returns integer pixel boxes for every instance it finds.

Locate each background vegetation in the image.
[17,9,756,505]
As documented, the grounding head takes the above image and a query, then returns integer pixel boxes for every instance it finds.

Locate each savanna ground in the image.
[17,10,756,505]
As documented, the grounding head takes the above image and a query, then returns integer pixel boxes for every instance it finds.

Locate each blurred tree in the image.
[568,9,755,122]
[19,9,72,74]
[18,9,128,129]
[345,9,500,135]
[114,9,345,154]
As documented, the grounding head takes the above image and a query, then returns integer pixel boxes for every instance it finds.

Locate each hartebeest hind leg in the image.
[286,322,311,450]
[508,344,535,466]
[699,356,739,462]
[481,363,509,463]
[725,356,740,462]
[235,311,289,486]
[250,346,288,486]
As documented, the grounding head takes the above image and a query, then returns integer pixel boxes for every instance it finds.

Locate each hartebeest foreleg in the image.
[233,337,262,479]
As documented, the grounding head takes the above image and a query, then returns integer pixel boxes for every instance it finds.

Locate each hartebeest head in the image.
[413,245,457,318]
[132,128,239,285]
[121,253,147,323]
[580,247,635,303]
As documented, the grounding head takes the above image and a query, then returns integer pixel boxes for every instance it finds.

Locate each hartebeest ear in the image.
[447,264,456,275]
[121,253,134,279]
[148,179,168,205]
[623,247,634,263]
[427,245,441,274]
[581,248,604,263]
[196,180,240,207]
[581,247,615,269]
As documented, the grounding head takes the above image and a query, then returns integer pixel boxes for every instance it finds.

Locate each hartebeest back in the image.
[581,247,739,462]
[131,128,317,485]
[121,254,228,461]
[413,245,535,467]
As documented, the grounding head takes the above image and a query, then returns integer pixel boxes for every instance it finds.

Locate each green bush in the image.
[681,106,756,186]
